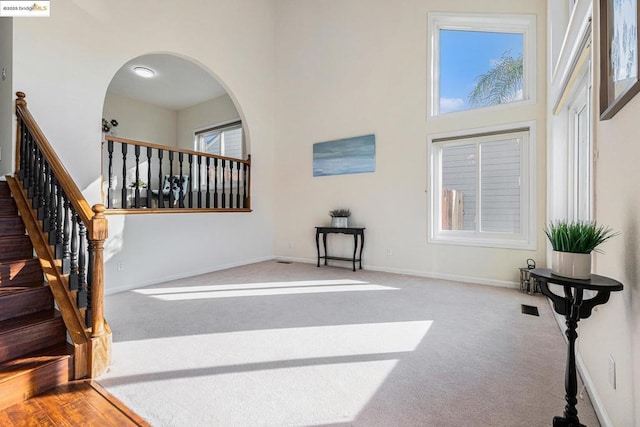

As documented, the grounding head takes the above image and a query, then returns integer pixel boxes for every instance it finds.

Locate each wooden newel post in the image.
[88,203,111,377]
[15,91,26,107]
[89,204,108,337]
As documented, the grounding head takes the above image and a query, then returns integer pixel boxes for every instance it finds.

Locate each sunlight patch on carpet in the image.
[101,321,433,426]
[133,279,398,300]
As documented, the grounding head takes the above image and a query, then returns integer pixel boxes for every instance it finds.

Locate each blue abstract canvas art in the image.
[313,134,375,177]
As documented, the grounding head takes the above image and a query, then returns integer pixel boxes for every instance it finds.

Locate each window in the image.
[195,120,243,158]
[567,55,593,221]
[429,123,536,249]
[428,13,536,116]
[194,120,244,190]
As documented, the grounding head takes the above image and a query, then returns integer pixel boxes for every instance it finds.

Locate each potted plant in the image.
[329,208,351,228]
[129,179,146,189]
[544,220,618,279]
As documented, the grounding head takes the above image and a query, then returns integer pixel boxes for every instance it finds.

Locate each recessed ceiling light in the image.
[133,66,155,78]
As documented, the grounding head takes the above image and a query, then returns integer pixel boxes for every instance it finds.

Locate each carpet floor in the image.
[97,261,600,427]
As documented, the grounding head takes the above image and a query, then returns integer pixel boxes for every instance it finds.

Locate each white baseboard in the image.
[548,301,613,427]
[105,255,274,295]
[274,256,519,289]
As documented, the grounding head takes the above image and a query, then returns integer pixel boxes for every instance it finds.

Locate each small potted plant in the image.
[544,220,618,279]
[329,208,351,228]
[129,179,146,189]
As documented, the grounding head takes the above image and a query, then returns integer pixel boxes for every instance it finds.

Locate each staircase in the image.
[0,181,74,411]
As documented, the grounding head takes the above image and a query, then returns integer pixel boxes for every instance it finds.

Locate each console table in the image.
[530,268,623,427]
[315,227,365,272]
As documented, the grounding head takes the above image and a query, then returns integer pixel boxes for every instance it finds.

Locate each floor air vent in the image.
[277,261,292,264]
[521,304,539,316]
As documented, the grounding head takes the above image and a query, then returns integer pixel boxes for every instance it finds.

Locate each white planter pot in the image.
[331,217,349,228]
[551,251,591,280]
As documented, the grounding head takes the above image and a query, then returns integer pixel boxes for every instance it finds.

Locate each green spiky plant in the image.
[544,221,618,254]
[329,209,351,218]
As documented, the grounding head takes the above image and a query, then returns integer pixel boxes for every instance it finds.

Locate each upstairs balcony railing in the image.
[103,136,251,213]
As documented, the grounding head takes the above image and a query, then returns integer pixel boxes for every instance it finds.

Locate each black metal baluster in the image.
[32,147,41,210]
[22,131,31,189]
[121,143,128,209]
[27,137,37,197]
[236,161,241,208]
[213,158,219,208]
[147,147,153,208]
[205,157,211,208]
[61,196,71,274]
[178,153,185,208]
[188,154,193,208]
[221,159,226,209]
[77,220,87,308]
[48,177,58,246]
[54,182,64,259]
[18,119,27,180]
[228,160,233,209]
[36,155,47,219]
[42,162,51,232]
[242,163,249,208]
[107,140,114,208]
[134,144,141,208]
[197,155,202,208]
[168,151,174,207]
[69,210,79,290]
[158,149,164,207]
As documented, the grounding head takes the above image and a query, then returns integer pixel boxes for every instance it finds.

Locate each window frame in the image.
[193,120,244,191]
[428,121,537,250]
[194,119,244,158]
[566,55,593,222]
[428,12,537,117]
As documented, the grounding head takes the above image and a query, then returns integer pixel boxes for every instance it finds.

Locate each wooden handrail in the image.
[13,91,111,378]
[106,135,251,166]
[16,92,95,228]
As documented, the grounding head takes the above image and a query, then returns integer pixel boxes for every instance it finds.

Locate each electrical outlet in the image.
[117,262,125,271]
[386,248,393,256]
[608,355,616,389]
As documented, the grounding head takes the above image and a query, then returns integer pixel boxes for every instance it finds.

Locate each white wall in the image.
[103,92,178,147]
[176,94,240,150]
[0,18,12,176]
[591,97,640,426]
[273,0,547,286]
[547,1,639,425]
[586,1,640,422]
[11,0,276,293]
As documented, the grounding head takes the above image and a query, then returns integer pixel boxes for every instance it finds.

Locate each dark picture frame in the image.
[600,0,640,120]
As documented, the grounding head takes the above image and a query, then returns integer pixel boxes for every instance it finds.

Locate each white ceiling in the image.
[107,54,228,111]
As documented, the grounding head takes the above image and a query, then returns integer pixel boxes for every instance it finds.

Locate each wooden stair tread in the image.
[0,258,44,288]
[0,310,66,363]
[0,236,33,262]
[0,216,25,237]
[0,286,46,297]
[0,286,53,322]
[0,343,73,382]
[0,200,17,215]
[0,309,62,334]
[0,343,73,412]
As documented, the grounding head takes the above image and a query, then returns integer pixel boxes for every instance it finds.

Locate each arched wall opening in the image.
[101,52,250,207]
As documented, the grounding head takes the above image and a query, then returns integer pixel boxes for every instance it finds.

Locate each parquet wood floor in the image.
[0,380,149,427]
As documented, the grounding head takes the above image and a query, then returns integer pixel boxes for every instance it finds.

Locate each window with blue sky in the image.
[428,12,536,117]
[439,30,523,114]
